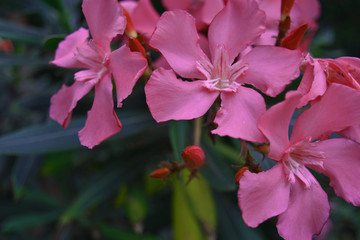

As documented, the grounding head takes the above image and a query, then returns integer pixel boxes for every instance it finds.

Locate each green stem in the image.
[193,117,202,146]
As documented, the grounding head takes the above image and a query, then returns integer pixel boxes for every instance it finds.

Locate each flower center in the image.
[283,138,326,188]
[74,40,109,82]
[197,45,248,92]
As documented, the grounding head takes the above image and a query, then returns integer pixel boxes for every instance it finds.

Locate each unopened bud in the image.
[235,167,249,184]
[182,145,205,170]
[149,168,170,179]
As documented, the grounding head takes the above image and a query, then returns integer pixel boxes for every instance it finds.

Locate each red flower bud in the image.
[149,168,170,179]
[235,167,249,184]
[182,145,205,170]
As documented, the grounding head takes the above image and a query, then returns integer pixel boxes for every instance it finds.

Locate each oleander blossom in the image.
[50,0,147,148]
[238,84,360,240]
[145,0,302,142]
[298,54,360,142]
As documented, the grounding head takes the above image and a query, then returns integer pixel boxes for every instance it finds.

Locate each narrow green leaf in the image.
[11,156,43,200]
[98,223,160,240]
[2,210,62,232]
[43,34,65,51]
[0,111,154,155]
[126,185,147,224]
[169,120,189,161]
[0,19,44,44]
[172,177,204,240]
[215,194,265,240]
[0,55,48,67]
[201,142,237,192]
[60,156,145,224]
[185,172,217,237]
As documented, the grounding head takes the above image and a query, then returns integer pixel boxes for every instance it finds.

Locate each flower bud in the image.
[149,168,170,179]
[235,167,249,184]
[182,145,205,170]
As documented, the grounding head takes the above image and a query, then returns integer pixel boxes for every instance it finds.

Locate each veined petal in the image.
[291,83,360,144]
[192,0,224,28]
[277,179,329,240]
[335,57,360,90]
[338,125,360,143]
[297,56,327,108]
[162,0,193,10]
[145,68,219,122]
[208,0,265,61]
[50,28,89,69]
[82,0,126,51]
[212,87,267,143]
[79,74,122,149]
[258,91,302,160]
[238,164,290,228]
[240,46,302,97]
[110,45,147,108]
[50,80,95,128]
[316,138,360,206]
[150,10,206,79]
[130,0,160,38]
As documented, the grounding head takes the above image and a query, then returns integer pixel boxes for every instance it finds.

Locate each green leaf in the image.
[2,210,62,232]
[215,194,265,240]
[0,55,48,67]
[98,223,160,240]
[60,155,146,224]
[11,156,43,200]
[126,185,147,224]
[169,120,190,161]
[43,34,65,51]
[185,172,217,237]
[0,19,44,44]
[201,141,237,192]
[172,176,204,240]
[0,111,155,155]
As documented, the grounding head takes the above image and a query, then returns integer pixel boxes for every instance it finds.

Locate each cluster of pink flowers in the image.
[50,0,360,239]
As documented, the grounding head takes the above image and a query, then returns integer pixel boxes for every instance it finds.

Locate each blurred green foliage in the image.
[0,0,359,239]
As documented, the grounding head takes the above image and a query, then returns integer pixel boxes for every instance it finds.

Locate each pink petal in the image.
[335,57,360,90]
[79,74,122,149]
[212,87,267,143]
[338,125,360,143]
[258,91,302,160]
[50,28,89,69]
[238,164,290,228]
[208,0,265,61]
[82,0,126,51]
[120,1,137,15]
[145,68,219,122]
[291,83,360,144]
[192,0,224,28]
[130,0,160,39]
[110,45,148,108]
[50,80,95,128]
[292,0,321,26]
[149,10,206,79]
[162,0,193,10]
[297,56,327,108]
[240,46,302,97]
[277,179,330,240]
[316,138,360,206]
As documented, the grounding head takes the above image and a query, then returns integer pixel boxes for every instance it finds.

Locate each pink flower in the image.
[145,0,302,142]
[238,84,360,240]
[298,54,360,142]
[120,0,160,39]
[50,0,148,148]
[162,0,225,30]
[257,0,321,47]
